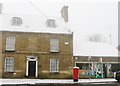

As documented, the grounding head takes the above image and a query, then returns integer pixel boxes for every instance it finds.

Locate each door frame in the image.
[26,56,38,77]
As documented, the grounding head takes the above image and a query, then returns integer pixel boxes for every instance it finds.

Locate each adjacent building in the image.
[73,42,119,78]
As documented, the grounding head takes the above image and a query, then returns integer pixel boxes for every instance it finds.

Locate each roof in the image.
[0,13,72,34]
[74,41,118,57]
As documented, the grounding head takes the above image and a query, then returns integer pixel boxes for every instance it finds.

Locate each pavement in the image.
[0,78,117,85]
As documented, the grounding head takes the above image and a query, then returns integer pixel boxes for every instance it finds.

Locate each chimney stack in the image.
[0,4,2,14]
[61,6,68,22]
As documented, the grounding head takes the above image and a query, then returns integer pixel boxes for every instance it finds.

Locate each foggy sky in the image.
[0,0,119,47]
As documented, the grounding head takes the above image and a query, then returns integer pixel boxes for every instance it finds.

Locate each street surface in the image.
[0,79,120,86]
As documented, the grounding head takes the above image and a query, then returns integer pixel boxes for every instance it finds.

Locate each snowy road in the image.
[0,78,119,86]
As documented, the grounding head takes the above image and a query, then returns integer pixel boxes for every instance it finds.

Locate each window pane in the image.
[50,39,59,52]
[50,59,59,72]
[6,36,15,51]
[5,57,14,72]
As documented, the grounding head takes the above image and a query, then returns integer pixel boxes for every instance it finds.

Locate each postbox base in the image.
[73,79,78,82]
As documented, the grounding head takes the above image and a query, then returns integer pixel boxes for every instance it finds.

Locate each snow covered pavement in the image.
[0,78,117,85]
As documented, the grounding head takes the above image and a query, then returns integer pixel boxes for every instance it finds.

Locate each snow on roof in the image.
[1,13,72,34]
[74,41,118,57]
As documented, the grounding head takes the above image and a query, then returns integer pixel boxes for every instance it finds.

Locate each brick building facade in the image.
[0,31,73,78]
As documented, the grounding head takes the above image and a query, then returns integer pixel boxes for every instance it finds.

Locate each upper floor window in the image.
[50,39,59,52]
[11,17,22,26]
[46,19,57,28]
[4,57,14,72]
[50,59,59,72]
[6,36,15,51]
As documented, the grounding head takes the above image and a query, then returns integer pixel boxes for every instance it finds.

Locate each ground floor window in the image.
[108,63,112,75]
[4,57,14,72]
[111,63,120,72]
[76,62,119,78]
[94,63,103,77]
[76,63,93,75]
[50,59,59,72]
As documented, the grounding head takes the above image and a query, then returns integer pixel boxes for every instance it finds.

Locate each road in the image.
[1,81,120,86]
[80,81,120,86]
[1,79,120,86]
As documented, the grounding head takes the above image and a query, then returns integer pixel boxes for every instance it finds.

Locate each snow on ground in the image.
[0,78,117,85]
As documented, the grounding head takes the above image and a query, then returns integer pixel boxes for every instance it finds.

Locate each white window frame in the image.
[6,36,15,51]
[50,39,59,52]
[50,59,59,72]
[4,57,14,72]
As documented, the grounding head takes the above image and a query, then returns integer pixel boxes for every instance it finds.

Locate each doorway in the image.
[26,56,38,78]
[28,61,36,77]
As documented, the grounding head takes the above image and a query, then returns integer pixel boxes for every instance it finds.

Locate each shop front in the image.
[76,63,94,78]
[75,62,115,79]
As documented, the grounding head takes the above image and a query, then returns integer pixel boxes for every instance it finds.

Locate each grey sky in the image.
[0,0,119,47]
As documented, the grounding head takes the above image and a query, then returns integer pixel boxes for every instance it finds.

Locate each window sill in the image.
[5,50,15,52]
[4,71,14,73]
[50,71,59,74]
[50,51,59,53]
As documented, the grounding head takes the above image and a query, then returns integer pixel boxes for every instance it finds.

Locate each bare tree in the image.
[88,34,106,42]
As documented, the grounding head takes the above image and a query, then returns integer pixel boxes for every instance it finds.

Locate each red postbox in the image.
[73,67,79,82]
